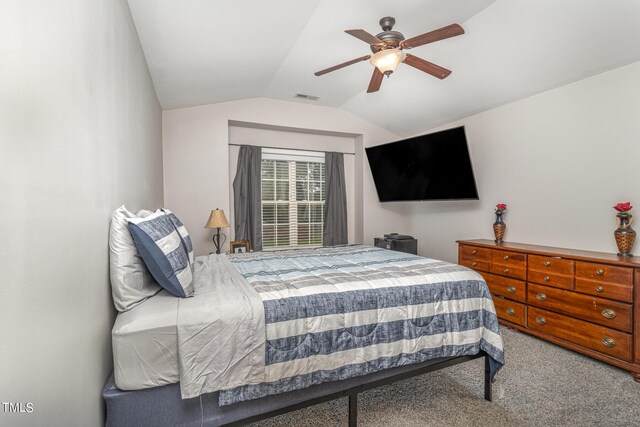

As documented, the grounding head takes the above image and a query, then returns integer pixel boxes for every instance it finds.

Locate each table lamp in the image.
[204,209,230,254]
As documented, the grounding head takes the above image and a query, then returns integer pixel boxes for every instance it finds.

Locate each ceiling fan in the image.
[314,17,464,93]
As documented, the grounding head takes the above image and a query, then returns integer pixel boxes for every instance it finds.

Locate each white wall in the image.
[163,98,408,256]
[402,61,640,263]
[0,1,163,426]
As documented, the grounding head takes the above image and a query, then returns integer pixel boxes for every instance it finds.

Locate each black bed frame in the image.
[103,352,493,426]
[225,352,492,427]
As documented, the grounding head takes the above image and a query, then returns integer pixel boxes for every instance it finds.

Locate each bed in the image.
[105,245,504,426]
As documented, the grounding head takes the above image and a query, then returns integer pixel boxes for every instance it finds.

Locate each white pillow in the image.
[109,206,161,311]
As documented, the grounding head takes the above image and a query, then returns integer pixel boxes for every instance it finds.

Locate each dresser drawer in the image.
[492,296,526,326]
[460,258,490,272]
[575,262,633,285]
[477,270,492,282]
[487,275,526,303]
[574,278,633,303]
[490,263,526,280]
[528,283,632,332]
[528,270,573,290]
[491,250,526,268]
[528,254,573,275]
[460,245,491,261]
[478,271,526,304]
[528,307,632,362]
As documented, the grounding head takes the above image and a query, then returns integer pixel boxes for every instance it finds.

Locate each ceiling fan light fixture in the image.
[314,18,464,92]
[370,48,406,75]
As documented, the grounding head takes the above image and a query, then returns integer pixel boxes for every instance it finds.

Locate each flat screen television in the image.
[365,126,478,202]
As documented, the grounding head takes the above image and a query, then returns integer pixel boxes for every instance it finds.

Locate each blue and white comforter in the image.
[217,245,504,405]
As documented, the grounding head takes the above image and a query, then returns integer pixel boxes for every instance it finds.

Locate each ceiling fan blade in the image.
[400,23,464,49]
[367,68,384,93]
[345,29,385,47]
[314,55,371,76]
[403,54,452,79]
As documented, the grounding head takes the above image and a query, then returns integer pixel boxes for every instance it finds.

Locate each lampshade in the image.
[370,48,406,75]
[204,209,230,229]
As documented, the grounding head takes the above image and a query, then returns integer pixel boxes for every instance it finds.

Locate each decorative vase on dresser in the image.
[493,203,507,243]
[458,239,640,382]
[613,202,635,257]
[493,213,506,243]
[615,213,636,257]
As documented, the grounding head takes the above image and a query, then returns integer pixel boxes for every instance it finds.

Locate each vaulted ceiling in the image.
[127,0,640,136]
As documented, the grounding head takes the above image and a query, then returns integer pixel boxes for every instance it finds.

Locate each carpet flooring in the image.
[250,327,640,426]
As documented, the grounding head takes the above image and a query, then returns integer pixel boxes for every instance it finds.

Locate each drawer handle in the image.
[505,308,515,316]
[596,269,605,275]
[601,309,616,319]
[506,286,516,294]
[602,337,616,348]
[504,255,509,260]
[471,250,477,255]
[471,262,477,267]
[544,261,551,267]
[535,316,546,325]
[503,268,509,273]
[595,285,604,293]
[543,276,550,282]
[536,293,547,302]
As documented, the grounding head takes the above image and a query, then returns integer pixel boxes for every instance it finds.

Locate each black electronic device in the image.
[384,233,414,240]
[374,236,418,255]
[365,126,478,202]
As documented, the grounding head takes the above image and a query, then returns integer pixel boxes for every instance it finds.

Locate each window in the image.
[261,149,325,249]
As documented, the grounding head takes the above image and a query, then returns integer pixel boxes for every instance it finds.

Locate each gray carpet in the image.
[250,327,640,426]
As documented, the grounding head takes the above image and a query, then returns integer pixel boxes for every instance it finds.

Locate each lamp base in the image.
[212,229,227,255]
[213,229,221,254]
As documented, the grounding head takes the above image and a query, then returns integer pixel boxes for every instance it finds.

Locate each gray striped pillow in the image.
[126,209,194,298]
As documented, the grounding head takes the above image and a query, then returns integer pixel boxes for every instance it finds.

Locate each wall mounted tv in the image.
[365,126,478,202]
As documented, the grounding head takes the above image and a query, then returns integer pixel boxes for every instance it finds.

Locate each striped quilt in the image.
[218,245,504,405]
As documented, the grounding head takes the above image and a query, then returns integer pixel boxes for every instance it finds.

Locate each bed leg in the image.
[348,393,358,427]
[484,355,492,402]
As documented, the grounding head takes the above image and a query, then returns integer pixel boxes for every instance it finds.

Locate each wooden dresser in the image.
[458,239,640,381]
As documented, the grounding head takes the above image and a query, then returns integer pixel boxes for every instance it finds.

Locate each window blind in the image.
[261,150,325,249]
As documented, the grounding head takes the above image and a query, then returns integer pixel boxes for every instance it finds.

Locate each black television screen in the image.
[365,126,478,202]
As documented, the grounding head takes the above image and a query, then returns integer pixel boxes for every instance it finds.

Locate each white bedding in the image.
[177,254,265,399]
[112,290,179,390]
[112,254,266,396]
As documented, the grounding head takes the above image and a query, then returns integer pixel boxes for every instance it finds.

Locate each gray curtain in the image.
[323,152,348,246]
[233,145,262,251]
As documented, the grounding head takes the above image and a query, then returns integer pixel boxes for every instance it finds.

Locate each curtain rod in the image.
[228,143,355,155]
